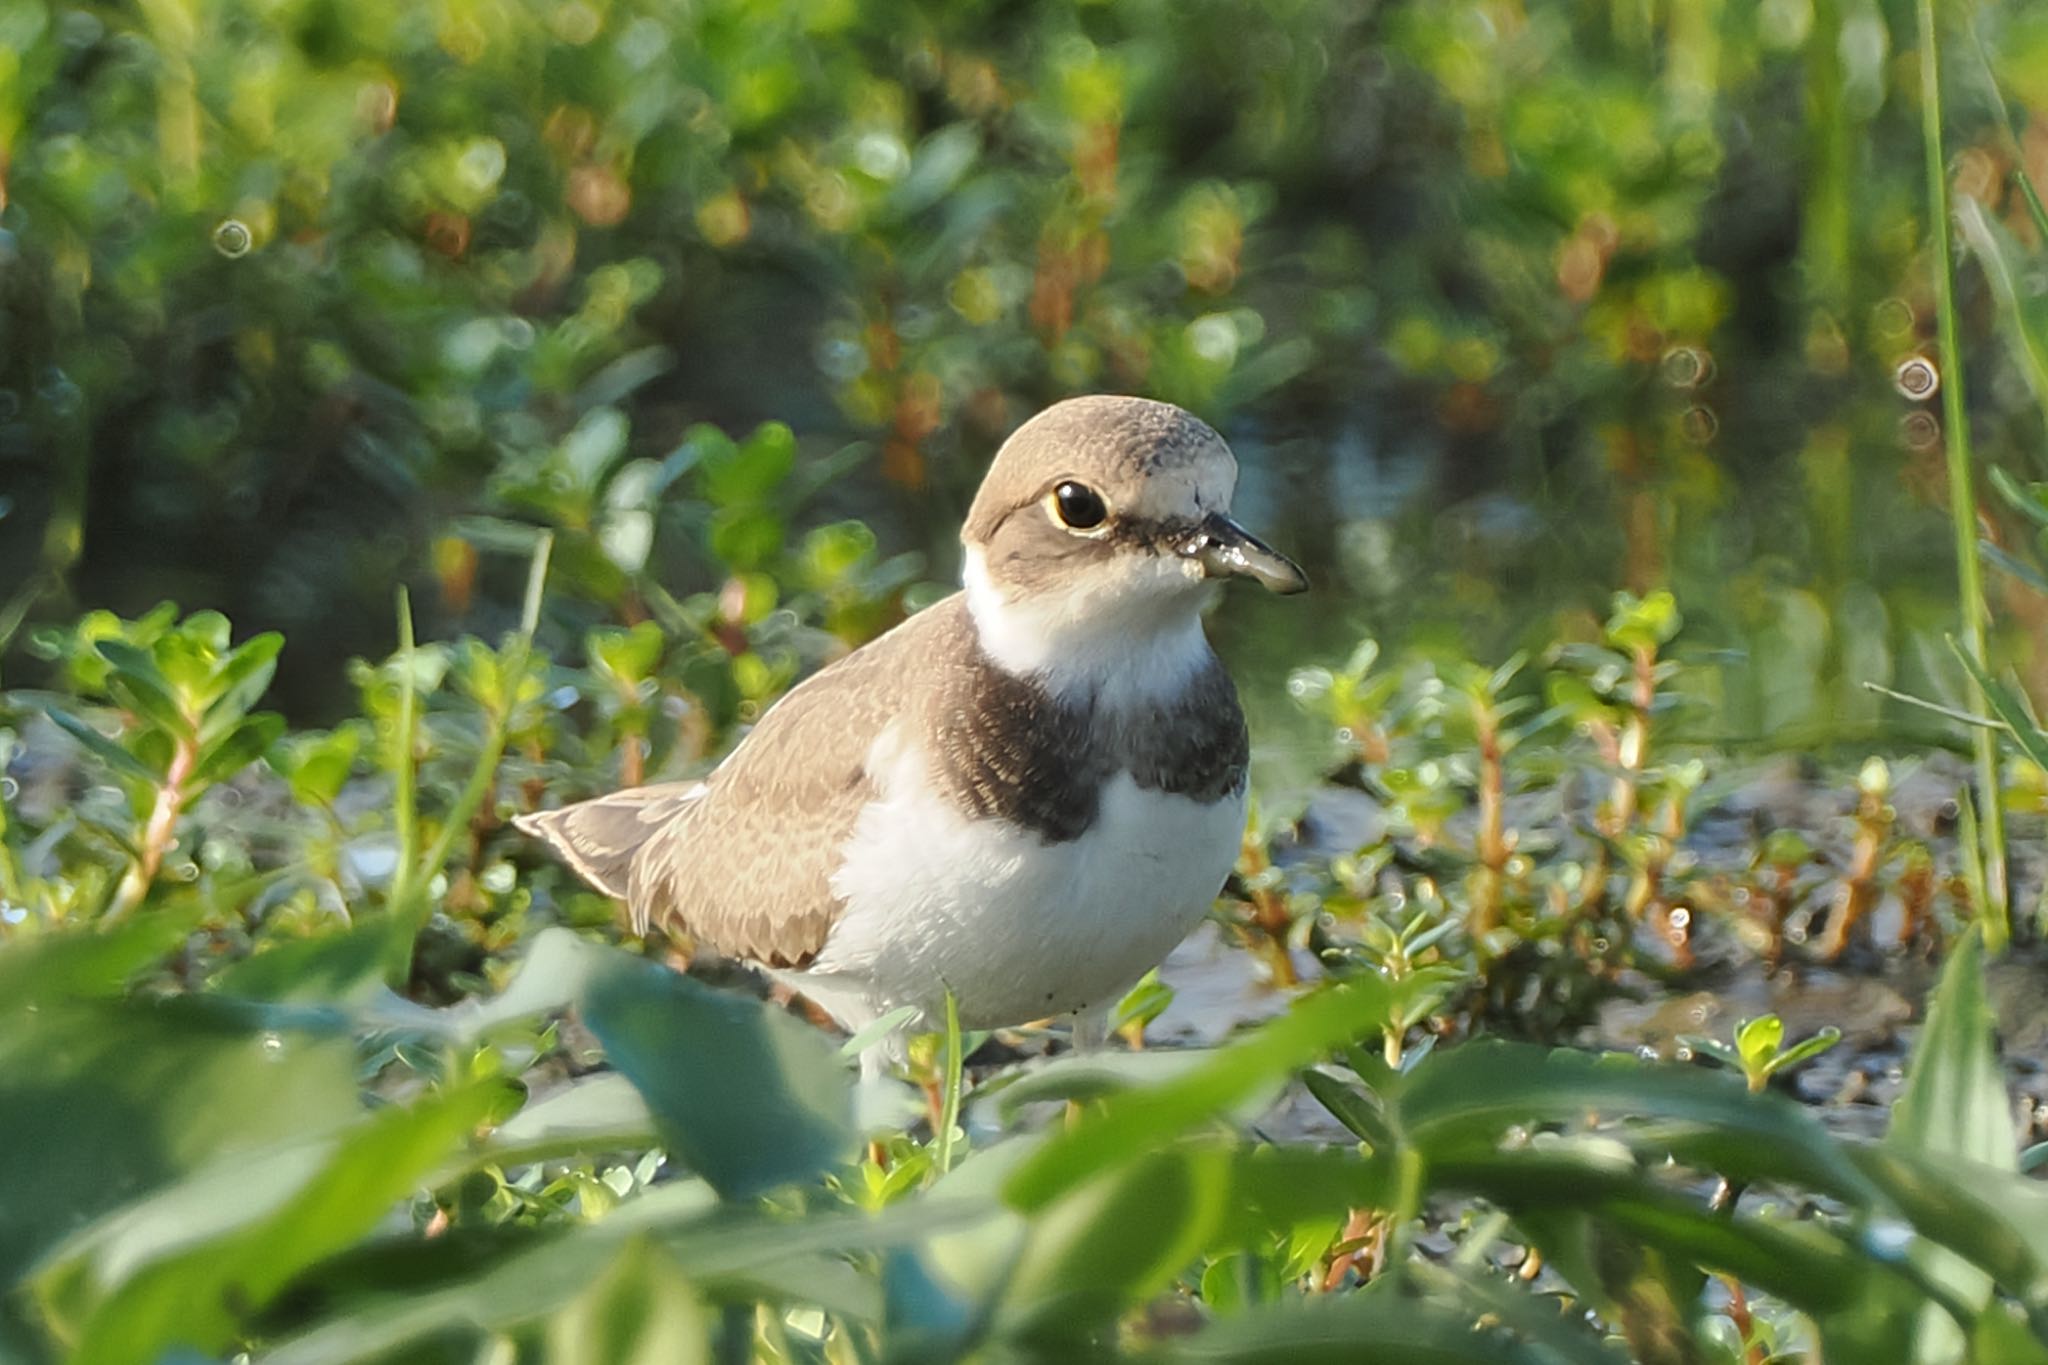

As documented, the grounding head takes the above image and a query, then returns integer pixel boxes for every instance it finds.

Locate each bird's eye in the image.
[1050,481,1108,531]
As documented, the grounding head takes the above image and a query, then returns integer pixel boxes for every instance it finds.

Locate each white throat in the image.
[961,545,1213,705]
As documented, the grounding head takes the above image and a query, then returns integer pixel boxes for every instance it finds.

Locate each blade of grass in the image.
[1961,4,2048,244]
[1861,681,2002,730]
[384,588,419,937]
[392,534,553,964]
[1920,0,2009,950]
[935,989,964,1178]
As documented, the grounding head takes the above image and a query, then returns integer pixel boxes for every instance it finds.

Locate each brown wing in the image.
[520,598,972,967]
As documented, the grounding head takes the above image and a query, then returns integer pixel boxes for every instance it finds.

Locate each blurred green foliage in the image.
[8,0,2048,1358]
[4,0,2048,732]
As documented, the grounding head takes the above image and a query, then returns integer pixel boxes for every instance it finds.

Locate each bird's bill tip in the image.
[1186,516,1309,594]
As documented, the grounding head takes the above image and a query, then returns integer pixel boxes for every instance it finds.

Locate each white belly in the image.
[804,735,1246,1033]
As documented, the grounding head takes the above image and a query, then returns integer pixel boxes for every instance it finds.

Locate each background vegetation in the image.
[4,0,2048,1359]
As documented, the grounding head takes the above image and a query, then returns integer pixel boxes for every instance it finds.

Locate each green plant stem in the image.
[388,536,552,970]
[106,730,197,922]
[936,989,964,1177]
[385,589,420,927]
[1920,0,2009,952]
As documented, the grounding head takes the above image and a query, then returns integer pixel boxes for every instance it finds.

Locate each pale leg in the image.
[1071,1002,1113,1053]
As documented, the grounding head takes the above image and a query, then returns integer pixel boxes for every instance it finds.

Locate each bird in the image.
[517,395,1307,1074]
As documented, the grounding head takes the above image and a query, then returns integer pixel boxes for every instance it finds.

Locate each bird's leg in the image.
[1070,1003,1113,1054]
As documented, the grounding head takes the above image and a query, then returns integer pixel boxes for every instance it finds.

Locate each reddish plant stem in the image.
[110,732,197,920]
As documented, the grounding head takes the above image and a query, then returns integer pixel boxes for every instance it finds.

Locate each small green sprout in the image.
[1683,1014,1842,1093]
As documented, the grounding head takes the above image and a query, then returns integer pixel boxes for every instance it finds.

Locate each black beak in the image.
[1180,515,1309,594]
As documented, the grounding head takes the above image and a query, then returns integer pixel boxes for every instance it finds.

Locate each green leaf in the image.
[1888,929,2015,1169]
[1957,196,2048,409]
[190,712,286,790]
[992,1047,1217,1112]
[581,953,855,1201]
[196,632,283,747]
[486,1074,660,1164]
[1301,1069,1395,1152]
[1003,980,1390,1211]
[65,1082,509,1365]
[1000,1143,1390,1347]
[0,996,357,1290]
[45,704,158,783]
[272,727,362,807]
[261,1190,971,1363]
[838,1004,923,1060]
[1949,640,2048,776]
[0,906,207,1008]
[1852,1147,2048,1328]
[211,922,393,1005]
[95,639,193,738]
[1146,1279,1562,1363]
[1766,1026,1843,1077]
[1397,1044,1872,1202]
[1886,927,2018,1358]
[544,1236,709,1365]
[1735,1014,1784,1074]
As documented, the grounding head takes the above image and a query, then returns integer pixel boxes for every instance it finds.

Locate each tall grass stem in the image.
[937,989,964,1177]
[1920,0,2010,952]
[386,587,420,941]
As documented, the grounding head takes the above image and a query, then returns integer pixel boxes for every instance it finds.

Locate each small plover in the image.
[519,395,1306,1071]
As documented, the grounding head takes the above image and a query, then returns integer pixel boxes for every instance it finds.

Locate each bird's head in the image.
[960,395,1306,688]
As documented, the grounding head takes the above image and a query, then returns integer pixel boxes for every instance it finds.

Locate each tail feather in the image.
[514,782,707,928]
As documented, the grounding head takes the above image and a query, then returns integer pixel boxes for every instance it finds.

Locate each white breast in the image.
[801,725,1246,1035]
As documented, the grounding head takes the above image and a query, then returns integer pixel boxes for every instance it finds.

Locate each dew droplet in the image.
[0,776,17,802]
[1669,907,1692,930]
[1680,405,1718,444]
[213,219,253,258]
[1899,410,1941,451]
[1661,345,1714,389]
[1871,296,1915,339]
[260,1032,285,1057]
[1894,354,1939,400]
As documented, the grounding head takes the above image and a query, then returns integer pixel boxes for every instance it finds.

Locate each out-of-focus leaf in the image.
[262,1188,980,1363]
[1950,642,2048,776]
[270,726,362,806]
[0,908,204,1007]
[195,632,283,746]
[1734,1014,1783,1073]
[1146,1278,1560,1363]
[1003,980,1390,1211]
[1889,928,2014,1169]
[998,1143,1390,1348]
[1395,1043,1871,1202]
[190,712,285,789]
[487,1074,659,1163]
[95,640,192,738]
[45,704,157,783]
[543,1236,709,1365]
[211,922,392,1004]
[992,1047,1218,1113]
[581,952,854,1201]
[1958,196,2048,408]
[1885,927,2021,1359]
[1301,1069,1395,1152]
[62,1082,509,1365]
[1852,1147,2048,1332]
[0,995,356,1289]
